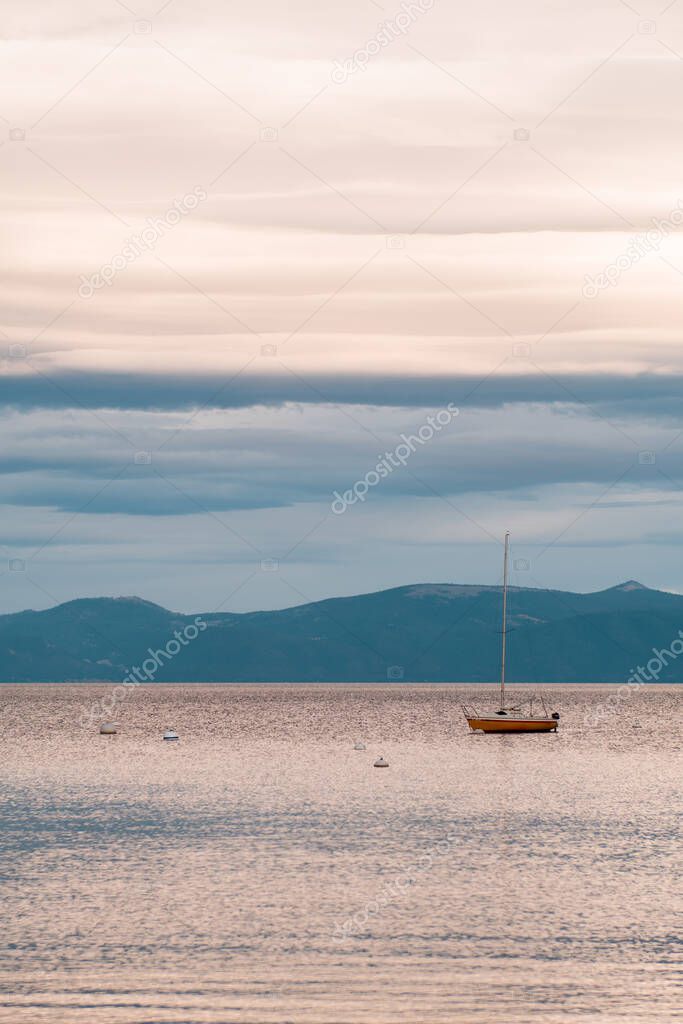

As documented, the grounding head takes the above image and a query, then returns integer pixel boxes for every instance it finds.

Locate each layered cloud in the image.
[2,0,683,610]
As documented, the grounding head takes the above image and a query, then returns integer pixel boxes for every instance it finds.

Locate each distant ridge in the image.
[1,579,682,683]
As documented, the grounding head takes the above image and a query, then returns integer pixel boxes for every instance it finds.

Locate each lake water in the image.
[0,684,681,1023]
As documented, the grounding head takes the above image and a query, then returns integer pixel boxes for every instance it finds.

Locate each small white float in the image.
[163,729,179,741]
[373,756,389,768]
[99,722,117,735]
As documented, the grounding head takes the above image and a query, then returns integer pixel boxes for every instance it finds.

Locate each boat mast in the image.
[500,531,510,709]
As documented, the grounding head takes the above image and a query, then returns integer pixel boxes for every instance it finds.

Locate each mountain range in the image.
[1,579,682,683]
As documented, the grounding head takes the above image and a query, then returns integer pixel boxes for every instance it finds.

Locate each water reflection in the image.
[0,684,680,1023]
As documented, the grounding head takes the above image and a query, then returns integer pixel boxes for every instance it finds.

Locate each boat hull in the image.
[466,716,557,733]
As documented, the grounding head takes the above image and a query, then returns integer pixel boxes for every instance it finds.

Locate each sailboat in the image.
[462,532,560,734]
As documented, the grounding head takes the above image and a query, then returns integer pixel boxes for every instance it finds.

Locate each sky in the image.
[2,0,683,614]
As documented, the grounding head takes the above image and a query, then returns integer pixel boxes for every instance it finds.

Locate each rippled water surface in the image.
[0,684,681,1023]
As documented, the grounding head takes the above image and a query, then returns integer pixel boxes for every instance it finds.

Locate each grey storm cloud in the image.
[0,401,677,516]
[1,369,682,417]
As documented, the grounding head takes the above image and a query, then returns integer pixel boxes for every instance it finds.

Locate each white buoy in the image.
[99,722,117,735]
[163,729,179,741]
[373,756,389,768]
[354,742,366,750]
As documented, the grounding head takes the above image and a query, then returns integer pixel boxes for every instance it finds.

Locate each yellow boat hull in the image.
[466,716,558,733]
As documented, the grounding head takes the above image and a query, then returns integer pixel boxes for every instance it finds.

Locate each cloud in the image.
[0,402,676,520]
[4,0,683,610]
[1,367,683,419]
